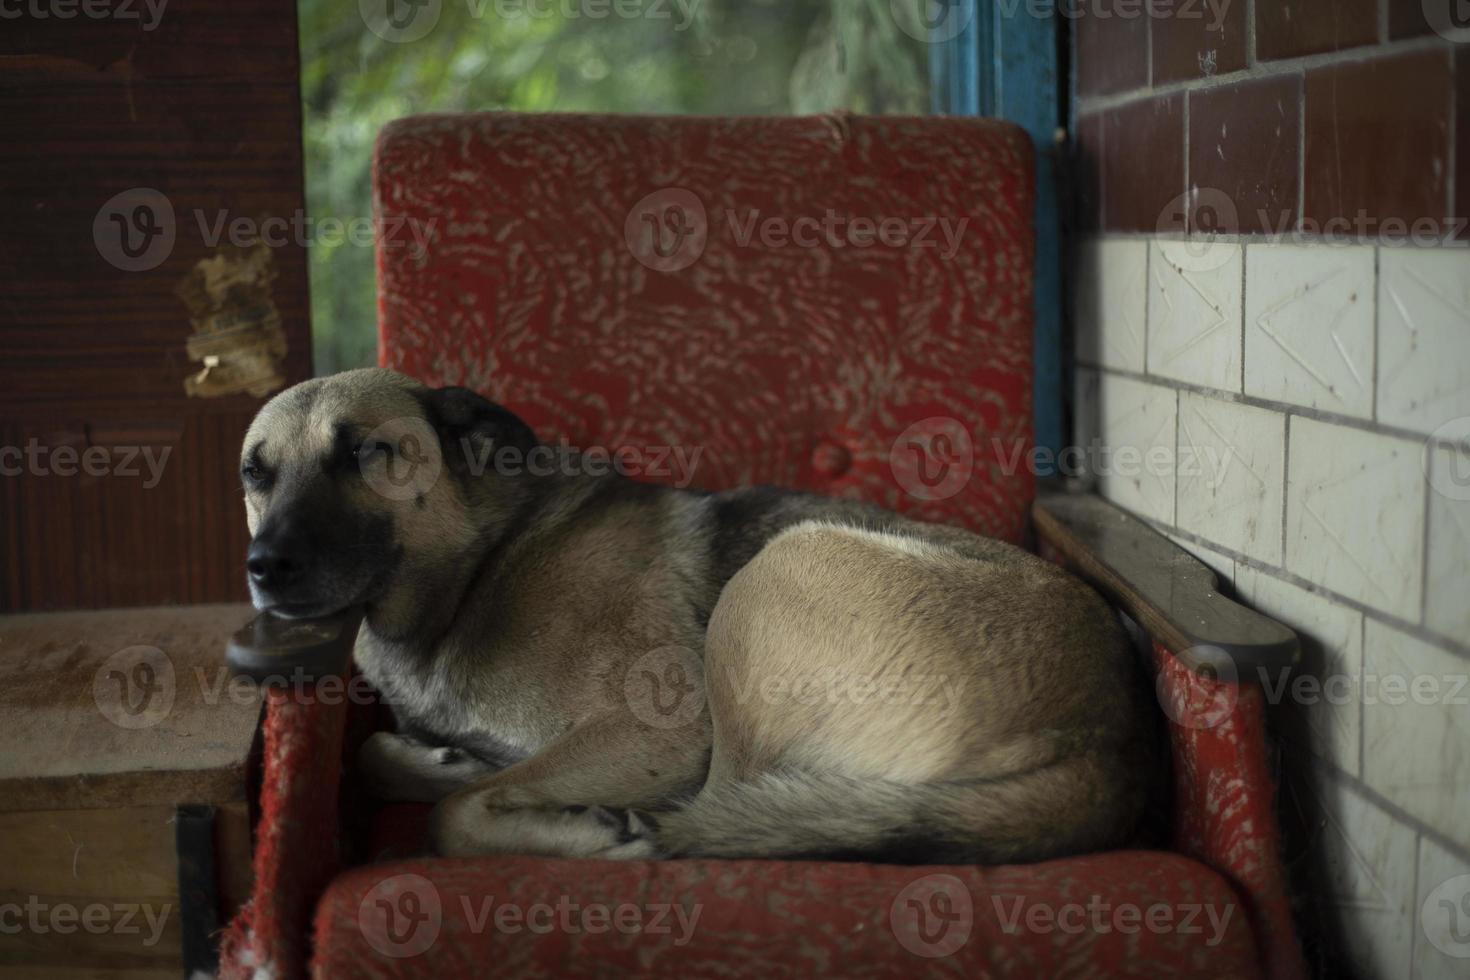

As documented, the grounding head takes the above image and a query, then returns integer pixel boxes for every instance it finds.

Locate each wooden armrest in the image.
[226,608,363,684]
[1032,492,1298,675]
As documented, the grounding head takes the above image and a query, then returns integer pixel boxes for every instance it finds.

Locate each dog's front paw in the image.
[359,732,495,803]
[429,793,664,860]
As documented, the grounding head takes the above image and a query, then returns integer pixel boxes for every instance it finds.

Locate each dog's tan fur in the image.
[242,368,1155,863]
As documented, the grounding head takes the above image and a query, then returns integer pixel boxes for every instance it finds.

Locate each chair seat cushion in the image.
[312,851,1259,978]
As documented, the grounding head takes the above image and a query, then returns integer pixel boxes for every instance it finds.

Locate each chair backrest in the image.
[374,113,1036,542]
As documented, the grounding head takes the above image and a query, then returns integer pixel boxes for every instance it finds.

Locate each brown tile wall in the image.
[1255,0,1379,60]
[1149,0,1248,83]
[1074,3,1463,241]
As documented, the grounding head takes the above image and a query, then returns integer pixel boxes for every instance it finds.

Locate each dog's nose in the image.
[246,539,304,591]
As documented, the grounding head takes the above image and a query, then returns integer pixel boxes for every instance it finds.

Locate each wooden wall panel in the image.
[0,1,311,611]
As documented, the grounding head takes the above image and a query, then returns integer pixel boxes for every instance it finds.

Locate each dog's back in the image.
[645,508,1156,864]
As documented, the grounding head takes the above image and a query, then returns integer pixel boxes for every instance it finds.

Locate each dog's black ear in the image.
[417,386,538,474]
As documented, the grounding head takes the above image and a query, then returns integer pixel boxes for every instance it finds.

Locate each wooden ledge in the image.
[226,607,361,684]
[0,604,261,812]
[1033,492,1299,675]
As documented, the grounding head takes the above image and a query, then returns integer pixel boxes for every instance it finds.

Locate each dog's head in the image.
[240,368,538,620]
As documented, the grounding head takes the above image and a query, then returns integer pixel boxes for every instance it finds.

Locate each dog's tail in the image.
[648,757,1140,865]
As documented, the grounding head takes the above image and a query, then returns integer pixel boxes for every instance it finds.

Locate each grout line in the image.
[1450,46,1459,232]
[1296,70,1306,232]
[1245,0,1257,69]
[1239,239,1248,391]
[1281,412,1291,572]
[1075,230,1469,248]
[1170,388,1180,527]
[1410,832,1424,979]
[1372,245,1381,423]
[1138,516,1470,660]
[1076,34,1454,114]
[1420,452,1432,628]
[1075,363,1466,454]
[1145,0,1154,90]
[1357,614,1366,779]
[1378,0,1390,45]
[1182,89,1191,226]
[1142,236,1150,370]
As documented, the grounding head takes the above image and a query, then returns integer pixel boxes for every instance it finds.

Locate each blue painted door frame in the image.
[930,0,1062,472]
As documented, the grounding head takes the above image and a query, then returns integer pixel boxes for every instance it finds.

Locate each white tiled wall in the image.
[1284,418,1424,621]
[1415,837,1470,980]
[1147,241,1244,391]
[1309,773,1420,979]
[1244,244,1376,420]
[1075,238,1470,980]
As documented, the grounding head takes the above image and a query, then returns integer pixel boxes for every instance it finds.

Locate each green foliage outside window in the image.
[300,0,931,374]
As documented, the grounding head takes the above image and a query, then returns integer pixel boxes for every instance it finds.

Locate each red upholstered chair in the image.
[218,114,1306,979]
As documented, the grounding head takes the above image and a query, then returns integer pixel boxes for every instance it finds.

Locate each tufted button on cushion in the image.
[810,438,852,479]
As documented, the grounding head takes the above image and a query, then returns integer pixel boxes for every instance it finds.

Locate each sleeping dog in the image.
[240,368,1155,862]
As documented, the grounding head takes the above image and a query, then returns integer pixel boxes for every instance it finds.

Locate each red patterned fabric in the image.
[374,112,1036,542]
[219,684,349,980]
[1153,642,1306,980]
[312,852,1260,979]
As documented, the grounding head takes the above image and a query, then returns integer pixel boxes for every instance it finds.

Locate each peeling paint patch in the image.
[176,243,287,399]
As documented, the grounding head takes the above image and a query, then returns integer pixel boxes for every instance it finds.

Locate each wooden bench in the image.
[0,604,260,979]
